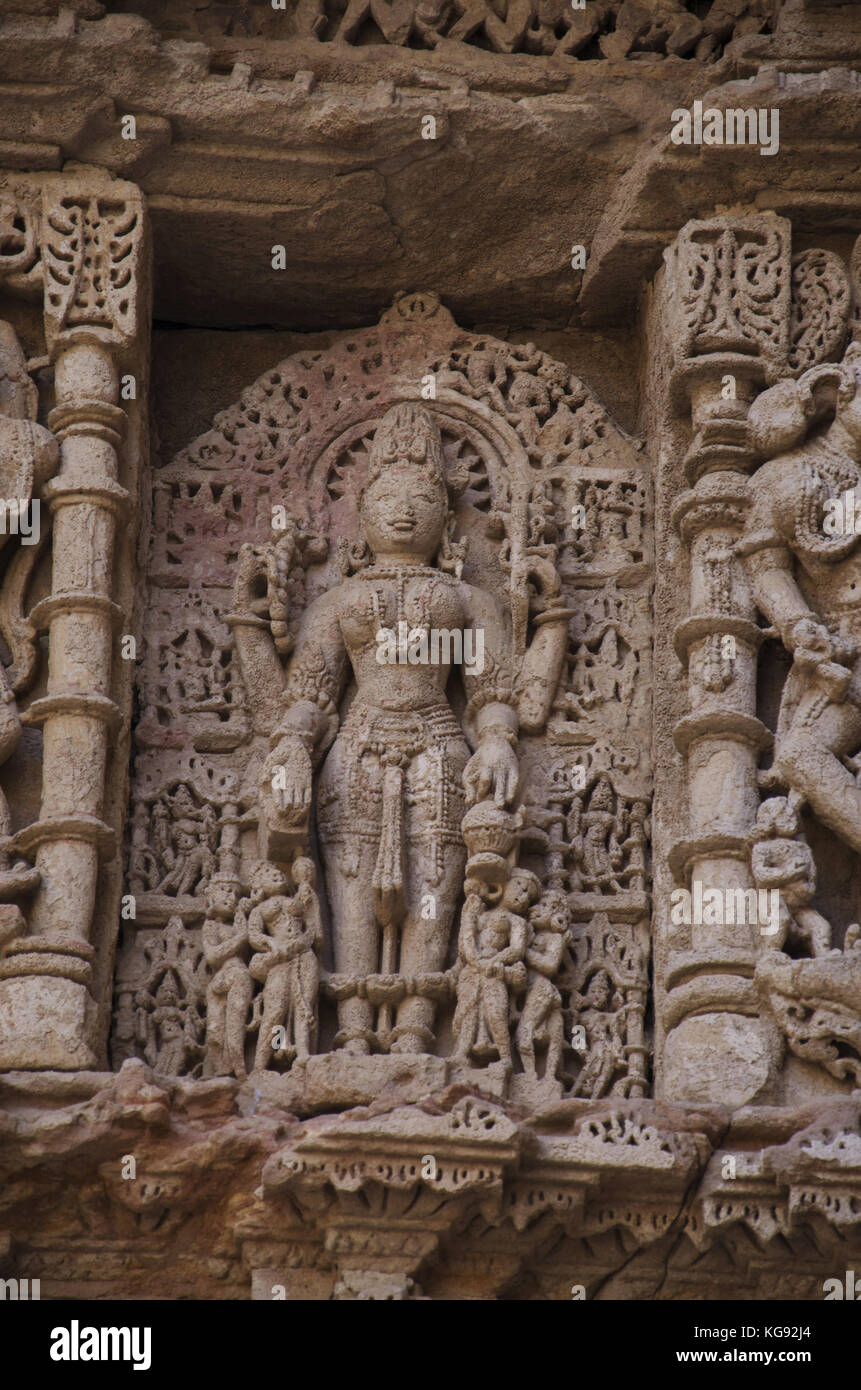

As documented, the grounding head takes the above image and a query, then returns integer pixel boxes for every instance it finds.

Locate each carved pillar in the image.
[0,172,149,1069]
[656,218,789,1104]
[652,215,854,1105]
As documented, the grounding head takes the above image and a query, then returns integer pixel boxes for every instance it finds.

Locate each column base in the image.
[0,975,98,1070]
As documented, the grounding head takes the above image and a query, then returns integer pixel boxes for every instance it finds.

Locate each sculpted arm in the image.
[738,473,837,659]
[246,904,272,957]
[202,923,236,973]
[459,894,482,966]
[460,585,520,806]
[743,545,823,649]
[500,915,527,967]
[527,931,564,976]
[228,543,290,735]
[514,572,571,735]
[263,588,349,817]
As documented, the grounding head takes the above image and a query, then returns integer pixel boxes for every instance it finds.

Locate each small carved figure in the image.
[248,859,322,1071]
[152,785,217,897]
[575,777,623,891]
[749,796,835,958]
[144,975,204,1076]
[570,968,626,1098]
[132,917,207,1077]
[515,888,567,1081]
[453,868,539,1065]
[203,873,253,1080]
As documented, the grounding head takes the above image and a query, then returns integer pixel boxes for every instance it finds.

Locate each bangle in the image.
[479,723,518,747]
[783,614,818,646]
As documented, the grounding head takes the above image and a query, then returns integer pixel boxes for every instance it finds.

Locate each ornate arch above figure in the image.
[116,292,654,1107]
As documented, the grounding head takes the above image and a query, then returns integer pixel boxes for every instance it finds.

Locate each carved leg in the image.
[515,994,539,1077]
[453,968,481,1057]
[226,973,254,1079]
[322,838,381,1055]
[544,1003,564,1082]
[392,838,464,1053]
[294,953,319,1058]
[254,965,291,1071]
[483,977,512,1065]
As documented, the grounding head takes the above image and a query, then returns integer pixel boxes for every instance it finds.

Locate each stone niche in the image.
[2,0,861,1305]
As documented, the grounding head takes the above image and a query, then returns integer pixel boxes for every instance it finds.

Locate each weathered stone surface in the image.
[0,0,860,1304]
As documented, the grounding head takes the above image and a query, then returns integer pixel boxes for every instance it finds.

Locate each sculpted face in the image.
[205,883,235,918]
[360,463,447,562]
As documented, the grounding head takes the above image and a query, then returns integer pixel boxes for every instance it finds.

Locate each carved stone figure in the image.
[202,873,253,1080]
[570,776,624,892]
[570,968,627,1098]
[133,918,207,1077]
[515,888,567,1082]
[739,344,861,855]
[453,868,539,1066]
[152,786,217,896]
[231,402,569,1057]
[748,796,833,958]
[247,858,322,1071]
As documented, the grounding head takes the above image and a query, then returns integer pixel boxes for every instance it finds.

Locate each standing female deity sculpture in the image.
[230,402,569,1057]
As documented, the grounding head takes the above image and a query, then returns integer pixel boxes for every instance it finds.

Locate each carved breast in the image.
[339,572,466,659]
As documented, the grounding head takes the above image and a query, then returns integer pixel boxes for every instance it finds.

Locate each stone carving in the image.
[756,944,861,1088]
[41,195,143,352]
[563,912,649,1098]
[0,322,57,917]
[146,0,779,60]
[5,0,861,1308]
[118,296,652,1101]
[660,214,859,1109]
[132,918,207,1078]
[230,399,570,1058]
[137,784,218,898]
[0,196,39,288]
[136,591,249,752]
[739,343,861,855]
[453,868,537,1067]
[788,249,851,377]
[748,794,861,1086]
[748,796,833,959]
[202,873,252,1081]
[514,888,567,1083]
[247,859,322,1072]
[534,769,649,897]
[0,170,147,1073]
[665,219,792,384]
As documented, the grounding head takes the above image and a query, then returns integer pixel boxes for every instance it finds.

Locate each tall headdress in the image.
[366,403,446,489]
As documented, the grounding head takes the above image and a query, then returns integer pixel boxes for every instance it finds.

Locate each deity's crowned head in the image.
[360,403,449,562]
[366,402,446,488]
